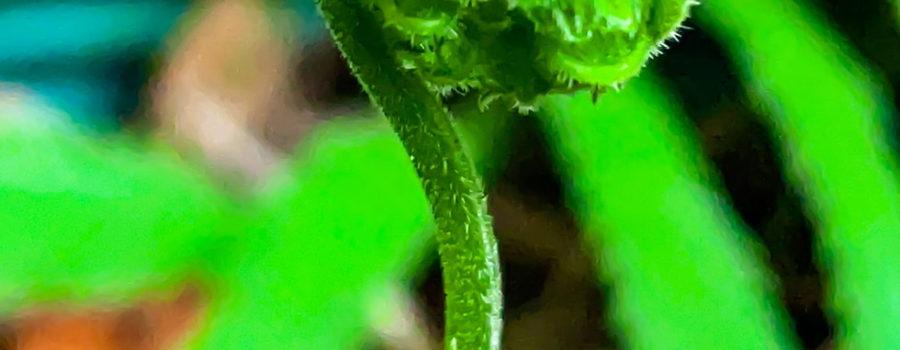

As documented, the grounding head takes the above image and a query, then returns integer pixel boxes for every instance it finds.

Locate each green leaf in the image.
[185,117,434,350]
[697,1,900,348]
[0,110,237,314]
[538,76,798,349]
[0,99,508,348]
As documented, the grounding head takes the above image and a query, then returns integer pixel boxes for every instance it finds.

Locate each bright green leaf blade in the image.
[0,110,237,315]
[186,117,434,350]
[697,2,900,348]
[539,77,798,349]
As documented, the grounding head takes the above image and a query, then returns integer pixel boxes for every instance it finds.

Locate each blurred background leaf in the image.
[697,0,900,347]
[184,116,434,350]
[0,104,237,315]
[539,77,798,349]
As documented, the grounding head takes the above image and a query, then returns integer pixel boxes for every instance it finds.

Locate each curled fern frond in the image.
[367,0,696,106]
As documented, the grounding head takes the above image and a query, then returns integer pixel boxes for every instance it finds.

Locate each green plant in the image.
[1,0,897,349]
[316,0,693,348]
[346,0,695,105]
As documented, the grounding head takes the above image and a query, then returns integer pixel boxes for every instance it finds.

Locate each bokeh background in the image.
[0,0,897,349]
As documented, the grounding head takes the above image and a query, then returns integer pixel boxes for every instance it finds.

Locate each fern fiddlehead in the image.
[316,0,694,348]
[359,0,695,106]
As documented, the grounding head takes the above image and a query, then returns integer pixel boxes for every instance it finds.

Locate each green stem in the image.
[317,1,503,349]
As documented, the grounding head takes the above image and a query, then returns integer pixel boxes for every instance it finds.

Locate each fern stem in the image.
[317,1,503,349]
